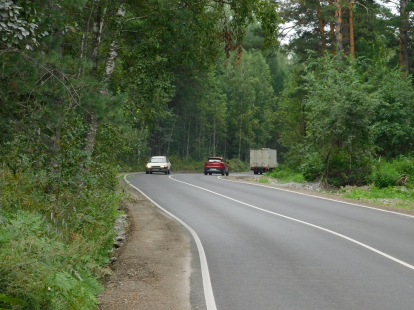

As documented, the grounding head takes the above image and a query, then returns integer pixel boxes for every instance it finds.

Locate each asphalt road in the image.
[127,172,414,310]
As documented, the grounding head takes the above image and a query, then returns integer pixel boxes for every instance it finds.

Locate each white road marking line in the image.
[124,174,217,310]
[169,175,414,272]
[218,176,414,219]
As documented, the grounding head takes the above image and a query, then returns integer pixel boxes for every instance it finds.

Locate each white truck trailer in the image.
[250,148,277,174]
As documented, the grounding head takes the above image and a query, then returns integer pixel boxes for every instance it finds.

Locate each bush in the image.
[0,211,106,310]
[167,155,205,172]
[0,133,121,309]
[267,165,305,183]
[392,155,414,185]
[300,152,325,182]
[228,159,250,172]
[324,151,372,187]
[372,161,400,188]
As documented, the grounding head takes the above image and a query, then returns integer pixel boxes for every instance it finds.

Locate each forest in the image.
[0,0,413,308]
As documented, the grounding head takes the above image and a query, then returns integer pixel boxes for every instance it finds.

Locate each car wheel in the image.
[226,170,229,176]
[254,171,258,175]
[209,172,212,175]
[165,170,168,175]
[150,172,152,174]
[168,169,171,174]
[146,171,149,174]
[204,171,207,175]
[221,170,225,176]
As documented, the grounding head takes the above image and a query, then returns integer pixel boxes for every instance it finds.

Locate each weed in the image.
[267,166,305,183]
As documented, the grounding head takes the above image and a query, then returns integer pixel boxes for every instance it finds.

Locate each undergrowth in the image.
[0,130,122,309]
[267,166,305,183]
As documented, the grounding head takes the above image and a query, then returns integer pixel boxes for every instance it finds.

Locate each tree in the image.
[303,54,379,184]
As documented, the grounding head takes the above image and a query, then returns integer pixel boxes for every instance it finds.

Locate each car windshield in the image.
[208,159,221,162]
[150,158,166,163]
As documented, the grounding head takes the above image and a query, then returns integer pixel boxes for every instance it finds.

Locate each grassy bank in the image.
[0,160,123,309]
[256,164,414,211]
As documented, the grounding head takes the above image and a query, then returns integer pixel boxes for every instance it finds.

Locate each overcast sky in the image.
[278,0,400,45]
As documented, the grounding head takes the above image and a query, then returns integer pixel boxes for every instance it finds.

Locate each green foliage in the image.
[344,186,414,203]
[0,119,121,308]
[166,156,204,173]
[371,156,414,189]
[372,161,400,188]
[228,159,250,172]
[370,67,414,157]
[300,152,325,182]
[258,177,269,183]
[0,211,106,309]
[392,156,414,184]
[225,49,276,159]
[0,293,24,310]
[324,150,372,187]
[267,165,305,183]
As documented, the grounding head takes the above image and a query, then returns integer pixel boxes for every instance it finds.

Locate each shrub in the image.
[300,152,325,182]
[259,177,269,183]
[167,155,205,172]
[0,132,121,309]
[0,211,105,309]
[372,161,400,188]
[228,159,250,172]
[267,165,305,183]
[392,155,414,185]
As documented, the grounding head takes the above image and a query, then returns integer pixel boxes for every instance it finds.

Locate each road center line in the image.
[124,174,217,310]
[218,176,414,219]
[169,175,414,272]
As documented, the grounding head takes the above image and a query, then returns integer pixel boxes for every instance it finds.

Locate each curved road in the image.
[126,172,414,310]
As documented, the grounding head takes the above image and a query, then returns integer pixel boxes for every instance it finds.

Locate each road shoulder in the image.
[224,176,414,216]
[98,178,192,310]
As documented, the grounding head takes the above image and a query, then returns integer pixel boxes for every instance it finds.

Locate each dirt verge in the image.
[97,179,191,310]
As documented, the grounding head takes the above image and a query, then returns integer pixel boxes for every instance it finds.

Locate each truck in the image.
[250,148,277,175]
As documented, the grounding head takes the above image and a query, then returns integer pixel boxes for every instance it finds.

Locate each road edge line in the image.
[218,176,414,219]
[169,175,414,272]
[124,174,217,310]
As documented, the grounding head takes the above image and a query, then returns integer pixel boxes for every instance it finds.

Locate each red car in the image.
[204,157,229,176]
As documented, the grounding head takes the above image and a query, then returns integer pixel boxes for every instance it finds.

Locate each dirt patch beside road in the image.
[98,179,191,310]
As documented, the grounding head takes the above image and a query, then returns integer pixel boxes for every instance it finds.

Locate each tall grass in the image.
[267,166,305,183]
[0,139,122,309]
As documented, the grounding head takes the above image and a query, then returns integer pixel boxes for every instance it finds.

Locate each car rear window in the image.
[150,158,166,163]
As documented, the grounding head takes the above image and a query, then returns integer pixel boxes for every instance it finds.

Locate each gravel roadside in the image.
[98,178,192,310]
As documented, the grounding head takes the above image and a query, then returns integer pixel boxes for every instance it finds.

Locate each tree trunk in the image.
[84,112,98,154]
[91,6,104,75]
[85,4,124,155]
[186,122,190,165]
[334,0,343,53]
[167,115,177,157]
[317,1,326,53]
[104,41,119,81]
[238,115,243,160]
[349,0,355,59]
[213,118,216,156]
[399,0,410,72]
[329,0,336,54]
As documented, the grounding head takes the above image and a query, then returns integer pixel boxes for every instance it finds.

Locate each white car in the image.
[146,156,171,175]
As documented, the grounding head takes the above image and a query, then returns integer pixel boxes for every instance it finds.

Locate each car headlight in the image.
[160,165,165,168]
[146,164,151,168]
